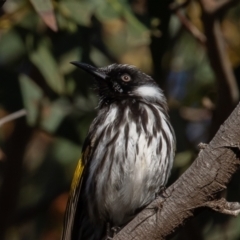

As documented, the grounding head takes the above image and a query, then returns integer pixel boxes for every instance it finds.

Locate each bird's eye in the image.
[121,74,131,82]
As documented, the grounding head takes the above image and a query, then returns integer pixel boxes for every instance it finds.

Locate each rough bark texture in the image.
[113,102,240,240]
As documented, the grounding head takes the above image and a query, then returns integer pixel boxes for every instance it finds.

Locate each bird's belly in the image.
[96,147,163,226]
[104,166,158,225]
[86,106,174,226]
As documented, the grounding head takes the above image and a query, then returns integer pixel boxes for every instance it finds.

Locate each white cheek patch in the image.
[134,85,164,101]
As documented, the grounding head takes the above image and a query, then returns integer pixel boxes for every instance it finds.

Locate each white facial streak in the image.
[134,85,164,101]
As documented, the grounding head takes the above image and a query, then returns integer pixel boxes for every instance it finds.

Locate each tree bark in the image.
[114,101,240,240]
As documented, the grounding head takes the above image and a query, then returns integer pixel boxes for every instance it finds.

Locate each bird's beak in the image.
[70,61,108,80]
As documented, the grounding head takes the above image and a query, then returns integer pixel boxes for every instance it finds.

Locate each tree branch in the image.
[174,10,206,45]
[200,0,239,15]
[0,109,27,127]
[198,0,240,137]
[114,102,240,240]
[169,0,206,45]
[172,0,239,137]
[203,198,240,216]
[169,0,190,12]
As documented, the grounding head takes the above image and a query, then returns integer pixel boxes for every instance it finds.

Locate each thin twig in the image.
[200,0,239,15]
[170,0,206,44]
[175,10,206,44]
[0,109,27,127]
[198,0,239,137]
[169,0,191,11]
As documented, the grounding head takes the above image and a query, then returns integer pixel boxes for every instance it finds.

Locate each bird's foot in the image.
[106,223,121,239]
[155,186,169,198]
[198,142,208,150]
[112,226,121,235]
[106,222,113,239]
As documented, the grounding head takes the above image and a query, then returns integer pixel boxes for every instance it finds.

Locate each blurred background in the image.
[0,0,240,239]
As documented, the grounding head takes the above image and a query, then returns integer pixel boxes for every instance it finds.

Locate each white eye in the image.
[121,74,131,82]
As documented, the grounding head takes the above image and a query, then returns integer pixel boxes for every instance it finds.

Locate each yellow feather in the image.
[70,158,84,194]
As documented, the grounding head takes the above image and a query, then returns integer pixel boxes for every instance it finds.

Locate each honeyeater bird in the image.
[61,62,176,240]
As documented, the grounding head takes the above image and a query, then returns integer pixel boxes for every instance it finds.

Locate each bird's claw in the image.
[155,186,168,198]
[198,142,208,150]
[111,226,121,234]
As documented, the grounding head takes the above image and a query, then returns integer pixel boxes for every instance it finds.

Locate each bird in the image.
[61,62,176,240]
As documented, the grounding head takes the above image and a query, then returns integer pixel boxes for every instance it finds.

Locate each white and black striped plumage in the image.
[61,63,176,240]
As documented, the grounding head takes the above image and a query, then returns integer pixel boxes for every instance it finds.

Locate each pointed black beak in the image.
[70,61,108,80]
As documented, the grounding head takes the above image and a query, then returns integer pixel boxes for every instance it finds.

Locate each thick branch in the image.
[114,102,240,240]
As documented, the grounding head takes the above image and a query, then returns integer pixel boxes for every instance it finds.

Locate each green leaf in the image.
[30,44,66,95]
[40,98,71,133]
[52,138,81,165]
[98,0,148,41]
[49,138,82,184]
[19,74,43,126]
[55,11,78,32]
[58,0,97,27]
[0,30,25,65]
[95,0,121,21]
[95,0,149,56]
[19,74,70,131]
[59,47,82,74]
[30,0,58,31]
[90,46,112,67]
[18,10,42,31]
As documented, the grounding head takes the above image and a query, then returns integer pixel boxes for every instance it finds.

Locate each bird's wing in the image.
[61,136,93,240]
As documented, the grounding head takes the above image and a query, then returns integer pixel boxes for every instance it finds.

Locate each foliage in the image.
[0,0,240,239]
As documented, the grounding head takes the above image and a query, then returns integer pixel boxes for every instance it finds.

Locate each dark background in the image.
[0,0,240,239]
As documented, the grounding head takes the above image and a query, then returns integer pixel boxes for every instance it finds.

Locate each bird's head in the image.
[71,62,165,106]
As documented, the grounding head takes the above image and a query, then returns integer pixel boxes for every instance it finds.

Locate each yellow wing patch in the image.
[70,158,85,194]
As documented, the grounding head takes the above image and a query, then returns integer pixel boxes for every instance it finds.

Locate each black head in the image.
[71,62,165,105]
